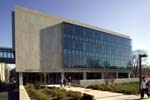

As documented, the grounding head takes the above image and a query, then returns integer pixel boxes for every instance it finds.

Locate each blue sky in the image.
[0,0,150,65]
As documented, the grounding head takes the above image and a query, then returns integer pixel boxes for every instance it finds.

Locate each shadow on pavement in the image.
[95,94,124,99]
[95,94,142,100]
[0,82,19,100]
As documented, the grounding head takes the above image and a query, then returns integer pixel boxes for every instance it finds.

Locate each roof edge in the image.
[15,6,130,39]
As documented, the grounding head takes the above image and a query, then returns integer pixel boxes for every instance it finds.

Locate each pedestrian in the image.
[141,76,150,99]
[63,77,68,87]
[68,76,72,88]
[60,77,64,87]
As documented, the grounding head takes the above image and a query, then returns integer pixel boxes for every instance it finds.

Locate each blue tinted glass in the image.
[63,22,132,69]
[8,52,11,58]
[68,49,71,55]
[4,52,7,58]
[64,34,67,38]
[11,53,14,58]
[0,52,2,58]
[64,49,67,54]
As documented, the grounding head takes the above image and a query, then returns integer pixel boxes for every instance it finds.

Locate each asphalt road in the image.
[0,92,8,100]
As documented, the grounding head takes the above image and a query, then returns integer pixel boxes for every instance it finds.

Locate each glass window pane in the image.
[4,52,7,58]
[0,52,3,58]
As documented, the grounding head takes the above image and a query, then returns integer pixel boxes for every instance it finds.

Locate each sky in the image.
[0,0,150,66]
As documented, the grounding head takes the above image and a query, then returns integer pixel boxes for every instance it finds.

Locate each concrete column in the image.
[116,72,118,79]
[128,72,131,78]
[101,72,104,79]
[0,63,5,81]
[0,63,1,80]
[83,72,87,80]
[61,72,64,78]
[19,72,23,85]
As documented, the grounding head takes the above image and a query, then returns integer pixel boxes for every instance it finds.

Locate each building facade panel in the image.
[14,6,63,72]
[40,24,63,72]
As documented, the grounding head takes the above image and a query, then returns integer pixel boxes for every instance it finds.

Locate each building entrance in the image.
[47,73,61,84]
[23,73,61,84]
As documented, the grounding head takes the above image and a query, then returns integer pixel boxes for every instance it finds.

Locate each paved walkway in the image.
[47,85,149,100]
[0,92,8,100]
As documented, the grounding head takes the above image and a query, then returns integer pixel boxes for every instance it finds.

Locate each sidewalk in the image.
[47,85,149,100]
[0,92,8,100]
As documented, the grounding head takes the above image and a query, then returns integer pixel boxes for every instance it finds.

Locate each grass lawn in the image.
[87,82,141,94]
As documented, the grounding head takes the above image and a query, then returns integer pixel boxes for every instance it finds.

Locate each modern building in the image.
[13,6,132,84]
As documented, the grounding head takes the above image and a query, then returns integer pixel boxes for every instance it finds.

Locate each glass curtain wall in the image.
[63,22,131,69]
[0,49,14,59]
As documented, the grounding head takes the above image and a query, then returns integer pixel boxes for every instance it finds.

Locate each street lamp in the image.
[139,54,148,92]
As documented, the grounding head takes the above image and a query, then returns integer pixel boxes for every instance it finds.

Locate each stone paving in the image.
[0,92,8,100]
[47,85,149,100]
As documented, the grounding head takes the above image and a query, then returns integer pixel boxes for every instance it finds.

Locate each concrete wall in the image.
[40,24,63,72]
[19,85,30,100]
[15,6,63,72]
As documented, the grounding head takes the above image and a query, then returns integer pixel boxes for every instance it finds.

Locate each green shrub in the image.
[104,85,113,91]
[34,83,41,89]
[28,88,51,100]
[28,88,35,96]
[47,86,56,89]
[44,88,67,99]
[40,85,46,89]
[67,90,82,99]
[87,84,104,90]
[87,82,139,95]
[87,85,95,89]
[56,91,66,100]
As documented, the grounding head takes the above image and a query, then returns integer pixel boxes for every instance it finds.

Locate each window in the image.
[64,49,67,55]
[4,52,7,58]
[64,34,67,38]
[0,52,3,58]
[63,22,131,69]
[8,52,11,58]
[68,49,71,55]
[11,53,14,58]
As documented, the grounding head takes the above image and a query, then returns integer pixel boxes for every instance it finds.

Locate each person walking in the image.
[141,76,150,99]
[60,77,64,87]
[63,77,68,87]
[68,76,72,88]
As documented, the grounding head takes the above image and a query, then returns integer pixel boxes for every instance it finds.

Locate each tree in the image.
[131,49,148,77]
